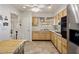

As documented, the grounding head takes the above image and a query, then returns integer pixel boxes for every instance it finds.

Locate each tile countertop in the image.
[0,39,26,54]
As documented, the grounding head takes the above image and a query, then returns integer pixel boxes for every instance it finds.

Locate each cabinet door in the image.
[39,32,45,40]
[39,32,50,40]
[62,9,67,17]
[45,32,50,40]
[54,16,57,25]
[32,32,39,40]
[51,32,55,43]
[54,34,58,47]
[57,35,62,53]
[61,38,67,54]
[32,17,38,26]
[59,12,63,18]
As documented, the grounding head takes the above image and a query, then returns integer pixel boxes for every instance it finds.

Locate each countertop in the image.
[32,30,62,36]
[50,30,62,36]
[0,39,26,54]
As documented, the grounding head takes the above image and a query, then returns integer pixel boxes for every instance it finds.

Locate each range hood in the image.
[67,4,79,24]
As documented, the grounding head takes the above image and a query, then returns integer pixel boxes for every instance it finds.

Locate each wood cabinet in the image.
[32,31,50,40]
[61,38,67,54]
[62,9,67,17]
[54,33,58,47]
[51,32,62,53]
[56,35,62,53]
[59,11,63,18]
[57,37,62,53]
[51,32,55,43]
[32,31,39,40]
[53,8,67,25]
[50,32,68,54]
[54,33,62,53]
[54,15,59,25]
[32,17,38,26]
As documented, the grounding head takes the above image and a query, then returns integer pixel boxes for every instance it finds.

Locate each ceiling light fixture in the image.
[23,6,26,9]
[48,6,52,9]
[31,7,40,12]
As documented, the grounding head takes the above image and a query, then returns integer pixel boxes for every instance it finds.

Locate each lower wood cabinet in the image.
[32,32,39,40]
[57,36,62,53]
[32,31,50,40]
[51,32,68,54]
[54,34,58,47]
[51,32,55,43]
[61,38,67,54]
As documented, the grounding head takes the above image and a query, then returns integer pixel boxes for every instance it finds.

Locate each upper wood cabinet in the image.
[54,14,59,25]
[58,12,63,19]
[32,17,38,26]
[53,8,67,25]
[62,8,67,17]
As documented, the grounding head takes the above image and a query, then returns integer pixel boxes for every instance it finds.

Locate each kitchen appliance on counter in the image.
[69,29,79,46]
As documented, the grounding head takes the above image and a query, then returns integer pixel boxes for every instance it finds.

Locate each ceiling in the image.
[11,4,67,13]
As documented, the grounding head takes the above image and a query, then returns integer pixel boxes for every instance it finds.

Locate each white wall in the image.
[0,5,20,40]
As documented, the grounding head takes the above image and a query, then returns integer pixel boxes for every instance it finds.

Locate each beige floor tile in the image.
[24,41,59,54]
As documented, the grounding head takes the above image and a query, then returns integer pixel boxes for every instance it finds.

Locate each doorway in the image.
[11,13,19,39]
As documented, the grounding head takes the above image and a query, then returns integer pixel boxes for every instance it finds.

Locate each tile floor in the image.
[24,41,59,54]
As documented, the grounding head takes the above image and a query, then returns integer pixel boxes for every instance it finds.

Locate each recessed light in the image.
[23,6,26,9]
[48,6,52,9]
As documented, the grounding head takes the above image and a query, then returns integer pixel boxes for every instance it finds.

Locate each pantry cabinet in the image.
[32,31,51,40]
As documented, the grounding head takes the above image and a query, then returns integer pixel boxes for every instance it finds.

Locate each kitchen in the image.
[0,4,79,54]
[32,4,67,54]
